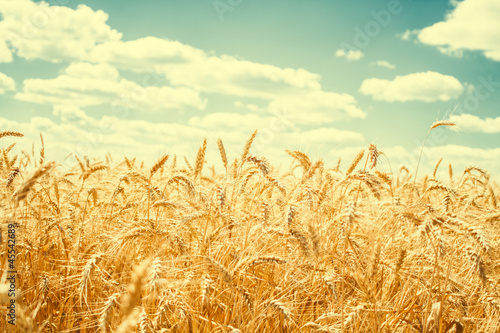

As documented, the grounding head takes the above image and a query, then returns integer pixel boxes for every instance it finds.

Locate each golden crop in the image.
[0,128,499,332]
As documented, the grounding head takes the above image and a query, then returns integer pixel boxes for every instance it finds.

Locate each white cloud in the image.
[234,101,261,112]
[268,91,365,125]
[0,40,13,63]
[0,1,370,167]
[0,1,365,125]
[161,55,322,99]
[0,0,121,62]
[284,127,364,145]
[335,49,364,61]
[52,105,100,127]
[423,144,500,178]
[426,144,500,160]
[0,72,15,93]
[450,113,500,133]
[360,71,464,102]
[15,62,207,111]
[64,61,120,80]
[188,112,273,129]
[90,38,365,122]
[417,0,500,61]
[91,37,322,100]
[372,60,395,69]
[399,29,418,41]
[90,37,205,71]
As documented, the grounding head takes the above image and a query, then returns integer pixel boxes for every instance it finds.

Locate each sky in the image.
[0,0,499,179]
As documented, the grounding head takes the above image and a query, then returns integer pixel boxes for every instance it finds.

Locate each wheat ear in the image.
[0,131,24,139]
[121,259,150,317]
[150,154,169,178]
[217,138,228,174]
[14,162,56,202]
[194,138,207,181]
[346,150,364,175]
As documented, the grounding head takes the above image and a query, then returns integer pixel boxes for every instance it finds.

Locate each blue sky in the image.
[0,0,499,178]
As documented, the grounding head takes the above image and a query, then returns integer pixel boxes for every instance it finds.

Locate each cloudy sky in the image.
[0,0,499,179]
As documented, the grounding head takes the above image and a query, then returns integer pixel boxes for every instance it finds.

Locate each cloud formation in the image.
[450,113,500,133]
[0,0,365,125]
[0,72,15,94]
[268,91,366,125]
[15,62,207,111]
[372,60,395,69]
[92,37,323,100]
[0,1,121,62]
[0,40,13,63]
[335,49,364,61]
[417,0,500,61]
[360,71,464,102]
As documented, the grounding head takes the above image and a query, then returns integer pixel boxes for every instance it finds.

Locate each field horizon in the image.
[1,0,500,331]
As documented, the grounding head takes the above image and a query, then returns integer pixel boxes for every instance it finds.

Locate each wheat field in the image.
[0,127,499,333]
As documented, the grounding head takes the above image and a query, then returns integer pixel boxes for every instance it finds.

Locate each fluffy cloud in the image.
[423,144,500,178]
[283,127,364,145]
[417,0,500,61]
[234,101,261,112]
[90,37,322,100]
[399,29,418,41]
[426,144,500,160]
[268,91,365,125]
[0,0,121,62]
[360,71,464,102]
[15,62,206,111]
[164,55,322,99]
[450,113,500,133]
[188,113,273,129]
[52,105,100,127]
[0,72,15,94]
[372,60,395,69]
[0,40,13,63]
[0,1,365,124]
[335,49,364,61]
[0,0,370,169]
[90,37,205,71]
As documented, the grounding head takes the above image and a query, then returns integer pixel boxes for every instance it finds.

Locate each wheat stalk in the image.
[14,161,56,202]
[6,130,500,332]
[414,121,456,184]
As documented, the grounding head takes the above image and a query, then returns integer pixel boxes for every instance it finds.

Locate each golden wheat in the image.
[0,131,24,139]
[1,128,499,332]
